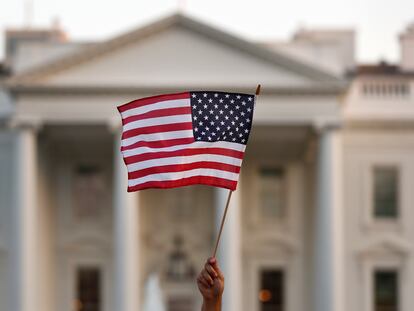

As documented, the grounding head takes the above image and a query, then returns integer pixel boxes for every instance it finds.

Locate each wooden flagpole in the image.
[212,84,261,258]
[212,190,233,257]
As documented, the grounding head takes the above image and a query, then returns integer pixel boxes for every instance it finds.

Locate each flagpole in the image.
[212,190,233,257]
[212,84,261,258]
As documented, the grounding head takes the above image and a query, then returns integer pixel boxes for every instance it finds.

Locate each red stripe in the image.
[124,147,244,164]
[127,176,237,191]
[128,161,241,179]
[120,137,195,151]
[118,92,190,113]
[122,122,193,139]
[122,107,192,125]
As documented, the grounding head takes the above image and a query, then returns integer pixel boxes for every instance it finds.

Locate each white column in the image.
[215,186,242,311]
[313,127,344,311]
[113,133,141,311]
[10,127,38,311]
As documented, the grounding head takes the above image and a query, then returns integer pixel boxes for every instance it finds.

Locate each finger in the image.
[199,274,212,288]
[208,257,224,279]
[197,274,209,287]
[202,270,214,286]
[197,275,210,288]
[205,263,218,279]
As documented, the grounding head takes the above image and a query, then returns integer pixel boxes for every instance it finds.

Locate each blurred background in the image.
[0,1,413,311]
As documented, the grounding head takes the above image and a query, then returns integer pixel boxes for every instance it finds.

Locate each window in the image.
[169,187,195,221]
[259,168,285,219]
[75,267,101,311]
[373,167,399,218]
[374,270,399,311]
[259,269,284,311]
[72,164,108,221]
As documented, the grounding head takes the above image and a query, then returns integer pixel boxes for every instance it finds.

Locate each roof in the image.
[5,28,67,41]
[7,13,344,87]
[353,62,414,77]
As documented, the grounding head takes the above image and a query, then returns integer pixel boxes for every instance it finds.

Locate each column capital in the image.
[8,117,43,132]
[107,117,122,134]
[312,118,342,134]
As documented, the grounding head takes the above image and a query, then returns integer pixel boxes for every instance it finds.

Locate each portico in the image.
[3,14,345,311]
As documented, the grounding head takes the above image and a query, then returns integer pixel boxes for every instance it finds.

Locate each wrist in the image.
[202,296,222,311]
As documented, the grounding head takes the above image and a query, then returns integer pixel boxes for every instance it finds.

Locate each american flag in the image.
[118,91,256,192]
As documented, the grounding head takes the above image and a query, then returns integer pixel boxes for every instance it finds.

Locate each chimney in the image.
[4,27,67,70]
[400,23,414,71]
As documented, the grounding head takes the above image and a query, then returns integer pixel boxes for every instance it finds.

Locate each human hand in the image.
[197,257,224,307]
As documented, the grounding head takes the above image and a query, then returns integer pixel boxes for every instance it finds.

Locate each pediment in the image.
[8,14,342,90]
[356,235,412,258]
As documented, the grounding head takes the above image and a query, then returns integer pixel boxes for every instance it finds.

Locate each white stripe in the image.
[128,168,239,187]
[121,130,194,147]
[126,154,242,172]
[121,98,190,119]
[123,114,192,132]
[122,141,246,158]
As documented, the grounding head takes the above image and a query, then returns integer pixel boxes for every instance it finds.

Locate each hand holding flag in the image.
[197,257,225,311]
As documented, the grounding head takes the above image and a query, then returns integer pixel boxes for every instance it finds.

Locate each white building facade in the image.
[0,14,413,311]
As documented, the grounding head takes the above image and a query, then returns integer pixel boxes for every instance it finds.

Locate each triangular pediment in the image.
[8,14,343,90]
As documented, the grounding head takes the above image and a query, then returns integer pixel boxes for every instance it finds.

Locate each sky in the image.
[0,0,413,63]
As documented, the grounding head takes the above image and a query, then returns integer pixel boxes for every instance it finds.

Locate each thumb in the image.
[208,257,224,279]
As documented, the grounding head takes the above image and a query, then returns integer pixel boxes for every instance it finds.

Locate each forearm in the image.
[202,297,222,311]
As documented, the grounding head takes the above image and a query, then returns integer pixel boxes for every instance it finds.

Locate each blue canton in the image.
[190,91,255,144]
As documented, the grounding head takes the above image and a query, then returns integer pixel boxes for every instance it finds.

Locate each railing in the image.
[361,81,411,99]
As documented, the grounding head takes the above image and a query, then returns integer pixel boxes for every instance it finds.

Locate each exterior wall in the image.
[35,133,55,311]
[238,128,316,311]
[50,129,114,311]
[343,129,414,311]
[241,160,309,311]
[344,77,414,122]
[140,186,214,309]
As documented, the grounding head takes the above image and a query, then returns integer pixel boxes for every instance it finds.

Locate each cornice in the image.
[6,83,346,96]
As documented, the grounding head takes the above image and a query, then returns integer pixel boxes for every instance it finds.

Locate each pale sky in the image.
[1,0,413,63]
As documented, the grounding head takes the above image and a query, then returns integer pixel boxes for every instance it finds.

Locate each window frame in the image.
[247,257,295,311]
[372,165,400,219]
[373,269,399,311]
[65,257,109,311]
[257,166,287,221]
[75,266,102,311]
[249,162,294,231]
[360,258,404,311]
[258,268,285,311]
[361,161,403,230]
